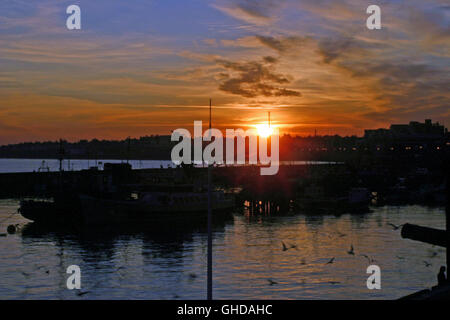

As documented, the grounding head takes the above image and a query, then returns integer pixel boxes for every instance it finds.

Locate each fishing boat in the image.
[19,186,235,225]
[294,185,370,214]
[19,194,82,225]
[78,187,235,225]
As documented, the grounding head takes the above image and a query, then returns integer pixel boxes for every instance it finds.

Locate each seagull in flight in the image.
[360,254,376,264]
[388,223,404,230]
[347,244,355,255]
[281,241,289,251]
[325,257,335,264]
[267,279,278,286]
[423,261,432,267]
[76,291,91,297]
[189,273,197,279]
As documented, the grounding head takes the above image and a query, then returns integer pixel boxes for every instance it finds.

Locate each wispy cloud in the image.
[0,0,448,142]
[212,0,284,25]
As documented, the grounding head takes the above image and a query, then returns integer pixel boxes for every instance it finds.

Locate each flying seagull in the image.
[388,223,404,230]
[281,241,289,251]
[289,243,298,250]
[347,244,355,255]
[76,291,91,297]
[423,261,432,267]
[267,279,278,286]
[360,254,376,264]
[326,257,335,264]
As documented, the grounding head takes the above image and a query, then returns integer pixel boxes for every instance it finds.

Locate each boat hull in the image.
[78,194,235,225]
[19,199,82,224]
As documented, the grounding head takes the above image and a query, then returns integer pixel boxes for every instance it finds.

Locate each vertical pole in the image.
[58,139,63,172]
[207,98,213,300]
[127,136,130,165]
[446,167,450,272]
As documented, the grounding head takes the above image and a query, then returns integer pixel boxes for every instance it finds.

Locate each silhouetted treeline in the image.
[0,133,448,162]
[0,136,175,160]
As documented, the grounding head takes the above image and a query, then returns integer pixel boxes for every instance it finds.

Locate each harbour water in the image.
[0,158,337,173]
[0,159,174,173]
[0,199,445,299]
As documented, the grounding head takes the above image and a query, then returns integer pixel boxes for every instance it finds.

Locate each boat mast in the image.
[126,136,131,164]
[58,139,64,172]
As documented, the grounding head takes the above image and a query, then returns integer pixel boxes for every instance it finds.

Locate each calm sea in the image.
[0,158,336,173]
[0,199,445,299]
[0,158,174,173]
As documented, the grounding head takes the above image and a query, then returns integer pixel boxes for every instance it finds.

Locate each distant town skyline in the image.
[0,0,449,144]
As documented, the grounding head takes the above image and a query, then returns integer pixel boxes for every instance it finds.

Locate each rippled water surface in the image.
[0,159,174,173]
[0,200,446,299]
[0,159,336,173]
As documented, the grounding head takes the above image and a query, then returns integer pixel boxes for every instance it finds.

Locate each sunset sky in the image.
[0,0,449,144]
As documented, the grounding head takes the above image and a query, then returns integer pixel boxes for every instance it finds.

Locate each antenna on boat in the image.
[58,139,65,173]
[207,98,213,300]
[126,136,131,164]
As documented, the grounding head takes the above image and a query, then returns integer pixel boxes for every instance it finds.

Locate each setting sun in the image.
[255,124,274,138]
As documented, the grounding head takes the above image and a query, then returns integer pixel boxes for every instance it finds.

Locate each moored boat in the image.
[294,185,370,214]
[79,189,235,225]
[19,188,235,226]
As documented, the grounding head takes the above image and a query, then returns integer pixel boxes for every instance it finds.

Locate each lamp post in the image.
[207,98,213,300]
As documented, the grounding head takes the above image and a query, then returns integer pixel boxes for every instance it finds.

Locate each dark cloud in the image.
[407,6,450,45]
[215,56,301,98]
[256,35,310,53]
[229,0,282,19]
[355,62,449,122]
[0,80,19,88]
[262,56,278,63]
[314,32,449,124]
[255,36,284,52]
[317,37,360,64]
[366,63,437,79]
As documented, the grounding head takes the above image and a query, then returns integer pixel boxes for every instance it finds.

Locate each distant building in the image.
[363,128,390,139]
[365,119,447,139]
